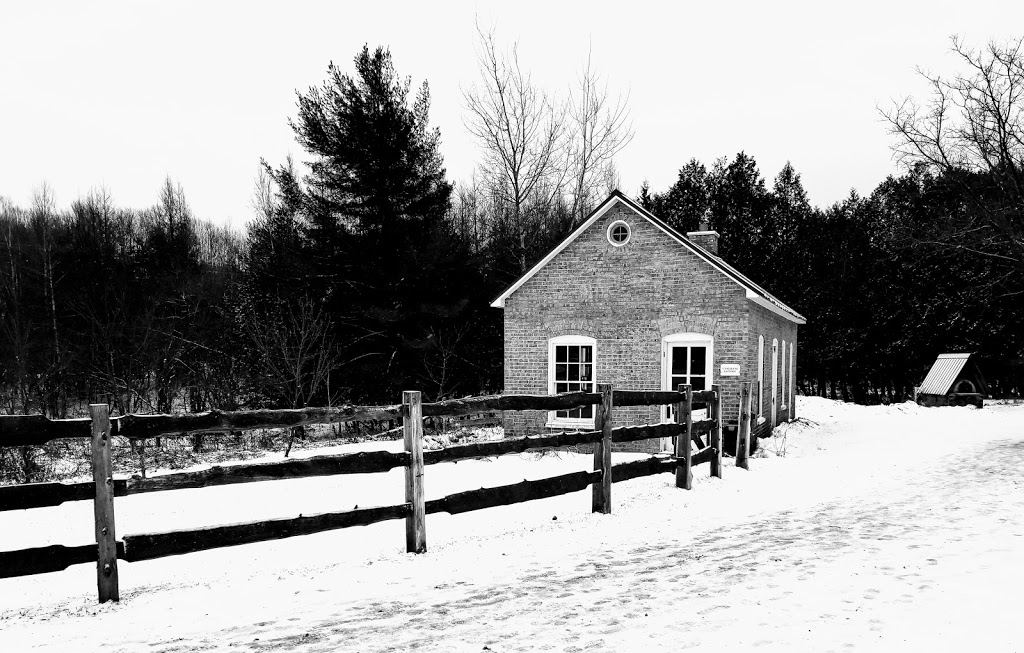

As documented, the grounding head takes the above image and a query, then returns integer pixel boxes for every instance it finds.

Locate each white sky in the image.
[3,1,1022,229]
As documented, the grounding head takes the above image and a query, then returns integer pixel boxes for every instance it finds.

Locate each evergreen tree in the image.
[290,45,452,241]
[648,159,714,234]
[637,181,655,210]
[244,159,311,307]
[765,162,814,299]
[256,46,477,402]
[709,152,771,265]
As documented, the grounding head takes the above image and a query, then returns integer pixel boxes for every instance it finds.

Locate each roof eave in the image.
[747,291,807,325]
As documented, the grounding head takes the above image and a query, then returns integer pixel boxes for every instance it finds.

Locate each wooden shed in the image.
[916,353,988,408]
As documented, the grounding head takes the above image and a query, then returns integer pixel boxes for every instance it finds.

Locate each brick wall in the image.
[502,203,782,452]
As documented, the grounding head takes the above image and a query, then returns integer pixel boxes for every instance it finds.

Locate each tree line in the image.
[0,181,243,418]
[2,35,1022,422]
[642,154,1023,402]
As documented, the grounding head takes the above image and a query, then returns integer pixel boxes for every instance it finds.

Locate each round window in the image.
[607,220,630,246]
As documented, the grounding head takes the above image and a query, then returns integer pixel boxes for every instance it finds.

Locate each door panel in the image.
[690,348,706,375]
[663,344,710,423]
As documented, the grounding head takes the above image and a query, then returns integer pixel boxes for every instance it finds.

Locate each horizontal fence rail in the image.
[420,392,598,417]
[0,448,720,576]
[0,406,403,447]
[0,422,718,511]
[0,479,128,512]
[0,542,126,579]
[0,415,94,446]
[612,389,717,407]
[0,383,754,603]
[123,451,411,495]
[113,406,403,440]
[0,389,713,446]
[426,470,602,517]
[122,504,411,563]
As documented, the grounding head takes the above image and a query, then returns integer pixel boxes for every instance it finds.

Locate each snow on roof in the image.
[918,353,974,395]
[490,190,807,325]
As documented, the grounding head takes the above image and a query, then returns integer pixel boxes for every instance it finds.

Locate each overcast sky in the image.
[3,1,1022,229]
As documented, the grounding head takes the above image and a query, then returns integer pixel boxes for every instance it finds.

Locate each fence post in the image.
[736,382,751,470]
[592,383,613,514]
[402,391,426,553]
[674,384,693,490]
[710,384,723,479]
[89,403,119,602]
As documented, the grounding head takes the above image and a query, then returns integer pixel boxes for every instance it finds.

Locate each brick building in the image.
[491,190,805,452]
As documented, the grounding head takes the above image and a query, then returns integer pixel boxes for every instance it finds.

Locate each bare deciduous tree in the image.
[566,50,634,222]
[463,22,566,272]
[196,220,243,269]
[29,183,68,418]
[0,205,38,479]
[419,323,470,401]
[448,175,490,255]
[0,201,34,416]
[246,297,339,410]
[883,36,1024,277]
[245,297,341,455]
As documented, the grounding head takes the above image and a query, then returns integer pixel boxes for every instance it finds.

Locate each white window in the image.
[757,335,764,416]
[661,333,713,422]
[606,220,631,246]
[548,335,596,428]
[789,343,795,410]
[780,340,787,410]
[771,338,778,426]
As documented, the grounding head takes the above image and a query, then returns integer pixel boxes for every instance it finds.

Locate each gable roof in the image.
[919,353,986,395]
[490,190,807,325]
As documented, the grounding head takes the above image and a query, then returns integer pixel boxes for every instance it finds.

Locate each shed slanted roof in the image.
[919,353,973,395]
[489,190,806,325]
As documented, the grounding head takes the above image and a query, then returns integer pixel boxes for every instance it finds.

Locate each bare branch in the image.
[881,36,1024,268]
[566,45,634,221]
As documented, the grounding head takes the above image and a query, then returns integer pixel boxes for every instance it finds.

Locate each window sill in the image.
[545,420,596,431]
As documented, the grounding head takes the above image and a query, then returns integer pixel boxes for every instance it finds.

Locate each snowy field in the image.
[1,397,1023,652]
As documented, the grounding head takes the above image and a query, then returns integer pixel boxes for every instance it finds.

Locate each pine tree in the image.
[290,45,452,242]
[710,152,771,264]
[257,46,476,402]
[651,159,713,234]
[765,162,814,296]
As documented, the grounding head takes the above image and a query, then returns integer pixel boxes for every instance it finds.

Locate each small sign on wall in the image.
[720,364,740,377]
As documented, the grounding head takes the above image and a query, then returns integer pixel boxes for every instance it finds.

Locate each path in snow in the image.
[185,434,1024,652]
[2,398,1023,651]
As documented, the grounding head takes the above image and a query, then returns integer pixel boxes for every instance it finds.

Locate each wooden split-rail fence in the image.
[0,382,758,604]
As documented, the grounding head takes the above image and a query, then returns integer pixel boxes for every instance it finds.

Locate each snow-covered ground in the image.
[1,397,1023,652]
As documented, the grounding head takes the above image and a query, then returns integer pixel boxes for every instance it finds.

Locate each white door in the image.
[663,344,711,417]
[660,335,712,450]
[771,339,779,427]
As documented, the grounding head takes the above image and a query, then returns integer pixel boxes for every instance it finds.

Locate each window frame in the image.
[757,335,765,417]
[547,335,597,429]
[771,338,779,426]
[780,340,787,411]
[606,220,631,247]
[789,342,795,411]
